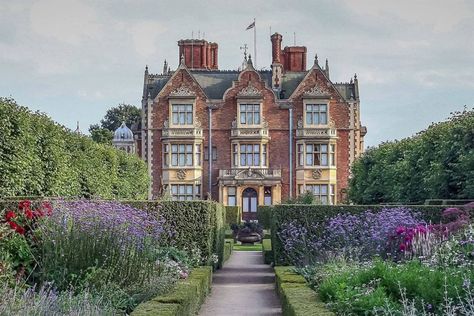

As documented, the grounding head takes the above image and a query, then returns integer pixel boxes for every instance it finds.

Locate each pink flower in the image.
[396,226,405,235]
[399,243,407,251]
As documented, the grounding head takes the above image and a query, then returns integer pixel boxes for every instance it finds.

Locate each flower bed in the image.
[0,199,215,314]
[276,203,474,315]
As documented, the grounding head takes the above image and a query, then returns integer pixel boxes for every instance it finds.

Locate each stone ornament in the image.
[312,169,322,180]
[169,85,196,97]
[297,117,303,129]
[176,169,187,180]
[235,168,265,180]
[163,120,169,128]
[304,85,330,97]
[237,82,262,97]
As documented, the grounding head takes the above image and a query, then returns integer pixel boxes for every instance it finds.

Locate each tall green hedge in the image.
[225,206,241,226]
[0,98,148,199]
[127,201,226,269]
[257,206,272,229]
[349,109,474,204]
[270,204,467,265]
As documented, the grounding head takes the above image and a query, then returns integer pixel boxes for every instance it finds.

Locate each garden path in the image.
[198,251,282,316]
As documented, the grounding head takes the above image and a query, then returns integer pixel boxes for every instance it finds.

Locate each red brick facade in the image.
[141,33,365,209]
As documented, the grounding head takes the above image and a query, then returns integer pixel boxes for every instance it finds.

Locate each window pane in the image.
[247,153,253,166]
[179,154,185,166]
[172,112,178,124]
[186,112,193,124]
[186,185,193,195]
[320,113,327,124]
[186,144,192,152]
[306,144,313,153]
[240,154,246,166]
[228,196,236,206]
[179,112,185,124]
[321,145,328,153]
[254,153,260,165]
[240,113,246,124]
[247,112,253,124]
[321,153,328,166]
[306,153,313,165]
[171,154,178,166]
[321,185,328,195]
[306,113,312,125]
[179,185,185,194]
[172,145,178,153]
[171,185,178,194]
[254,112,260,124]
[254,144,260,152]
[250,198,257,212]
[321,196,328,205]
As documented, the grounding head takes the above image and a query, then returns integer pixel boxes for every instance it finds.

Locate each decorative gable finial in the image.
[145,64,148,72]
[354,73,357,80]
[314,54,319,66]
[179,54,186,68]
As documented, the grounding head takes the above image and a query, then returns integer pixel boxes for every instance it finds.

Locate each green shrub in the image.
[317,260,474,315]
[131,266,212,316]
[270,204,467,265]
[257,206,272,229]
[127,201,226,269]
[225,206,241,226]
[0,97,148,199]
[224,239,234,262]
[274,267,334,316]
[349,109,474,204]
[262,239,273,264]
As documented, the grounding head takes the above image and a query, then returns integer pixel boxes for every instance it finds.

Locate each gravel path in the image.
[198,251,282,316]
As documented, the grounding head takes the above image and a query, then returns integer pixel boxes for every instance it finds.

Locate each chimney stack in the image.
[271,33,283,64]
[178,39,218,70]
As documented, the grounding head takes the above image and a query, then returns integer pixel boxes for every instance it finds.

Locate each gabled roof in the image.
[144,66,354,101]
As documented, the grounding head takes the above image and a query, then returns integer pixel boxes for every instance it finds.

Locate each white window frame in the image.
[231,142,269,168]
[237,100,263,128]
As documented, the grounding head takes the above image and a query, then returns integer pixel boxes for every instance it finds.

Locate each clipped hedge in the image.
[131,266,212,316]
[275,267,334,316]
[225,206,241,226]
[0,97,148,199]
[127,201,226,269]
[257,205,272,229]
[271,204,467,265]
[224,239,234,262]
[262,239,273,264]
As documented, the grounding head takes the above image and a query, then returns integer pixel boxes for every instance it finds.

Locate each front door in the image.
[242,187,258,221]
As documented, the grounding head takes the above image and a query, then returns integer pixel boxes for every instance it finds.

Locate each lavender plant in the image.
[35,200,178,312]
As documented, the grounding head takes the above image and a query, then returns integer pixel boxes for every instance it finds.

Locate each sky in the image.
[1,0,473,147]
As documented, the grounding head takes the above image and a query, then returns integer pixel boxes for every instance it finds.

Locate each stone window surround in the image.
[231,140,269,168]
[236,98,263,129]
[296,140,337,168]
[166,183,202,200]
[168,98,196,128]
[162,141,203,169]
[297,182,337,205]
[302,98,330,129]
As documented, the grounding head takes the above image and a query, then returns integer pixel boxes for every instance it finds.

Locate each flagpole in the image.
[254,18,257,68]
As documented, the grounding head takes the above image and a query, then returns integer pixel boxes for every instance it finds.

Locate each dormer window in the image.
[172,104,193,125]
[239,104,260,125]
[305,104,327,125]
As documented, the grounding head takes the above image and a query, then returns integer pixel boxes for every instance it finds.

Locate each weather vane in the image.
[240,44,248,61]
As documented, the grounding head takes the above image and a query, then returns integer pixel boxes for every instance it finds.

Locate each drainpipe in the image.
[208,106,212,199]
[289,107,293,198]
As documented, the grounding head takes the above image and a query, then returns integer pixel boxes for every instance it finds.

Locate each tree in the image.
[100,104,141,131]
[89,103,141,145]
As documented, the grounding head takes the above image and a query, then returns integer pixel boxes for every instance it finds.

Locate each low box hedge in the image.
[262,239,273,264]
[274,266,334,316]
[131,266,212,316]
[270,204,467,265]
[224,239,234,262]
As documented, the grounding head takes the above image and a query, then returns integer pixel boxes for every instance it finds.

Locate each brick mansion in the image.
[136,33,366,217]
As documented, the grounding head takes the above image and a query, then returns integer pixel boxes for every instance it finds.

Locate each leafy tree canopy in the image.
[89,103,141,144]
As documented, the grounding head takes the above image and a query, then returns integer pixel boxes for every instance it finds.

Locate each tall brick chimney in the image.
[270,32,307,72]
[178,39,218,70]
[271,33,283,64]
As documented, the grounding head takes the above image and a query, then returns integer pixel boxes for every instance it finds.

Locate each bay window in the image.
[298,143,335,167]
[232,143,268,167]
[170,184,201,200]
[299,184,336,205]
[164,143,202,167]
